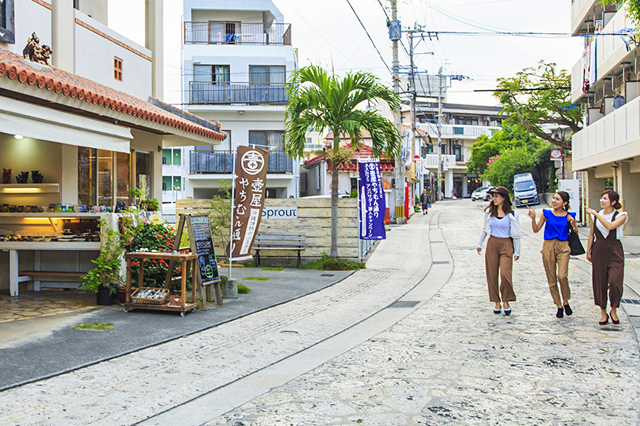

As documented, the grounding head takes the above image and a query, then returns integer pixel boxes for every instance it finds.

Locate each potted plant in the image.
[140,198,160,212]
[80,218,125,305]
[128,186,145,208]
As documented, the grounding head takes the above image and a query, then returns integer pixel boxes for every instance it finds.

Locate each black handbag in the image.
[568,228,585,256]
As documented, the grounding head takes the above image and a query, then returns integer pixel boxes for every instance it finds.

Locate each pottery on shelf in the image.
[31,171,44,183]
[16,171,29,184]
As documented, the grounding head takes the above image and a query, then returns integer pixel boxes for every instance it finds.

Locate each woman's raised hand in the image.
[585,207,596,215]
[527,206,536,219]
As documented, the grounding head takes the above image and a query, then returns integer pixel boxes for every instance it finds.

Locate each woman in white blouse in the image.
[477,186,521,315]
[586,190,628,325]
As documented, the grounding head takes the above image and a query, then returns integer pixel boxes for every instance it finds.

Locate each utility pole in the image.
[390,0,405,224]
[437,73,443,201]
[409,31,417,203]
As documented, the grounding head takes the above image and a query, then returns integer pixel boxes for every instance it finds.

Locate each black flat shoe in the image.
[503,307,512,316]
[493,308,501,314]
[564,303,573,316]
[599,314,609,325]
[556,307,564,318]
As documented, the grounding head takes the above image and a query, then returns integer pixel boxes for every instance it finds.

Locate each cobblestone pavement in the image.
[0,206,433,425]
[0,290,97,323]
[204,200,640,426]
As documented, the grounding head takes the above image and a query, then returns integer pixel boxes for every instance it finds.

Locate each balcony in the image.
[422,154,458,169]
[190,150,294,174]
[184,22,292,46]
[417,124,498,139]
[572,93,640,170]
[189,82,288,105]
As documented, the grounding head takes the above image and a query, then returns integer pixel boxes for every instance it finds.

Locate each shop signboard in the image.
[358,159,386,240]
[226,145,269,261]
[188,215,219,284]
[262,207,297,220]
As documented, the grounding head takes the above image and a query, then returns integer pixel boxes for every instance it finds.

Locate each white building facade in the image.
[405,103,502,199]
[570,1,640,234]
[163,0,299,203]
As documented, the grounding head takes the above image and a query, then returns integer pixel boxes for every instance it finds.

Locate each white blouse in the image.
[592,210,628,240]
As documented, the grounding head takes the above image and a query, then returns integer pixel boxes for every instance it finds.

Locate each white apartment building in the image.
[405,102,502,199]
[570,0,640,234]
[163,0,299,203]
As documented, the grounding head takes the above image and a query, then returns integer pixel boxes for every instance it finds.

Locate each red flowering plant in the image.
[126,221,186,288]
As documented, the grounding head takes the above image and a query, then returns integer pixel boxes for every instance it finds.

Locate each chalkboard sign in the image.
[188,215,220,284]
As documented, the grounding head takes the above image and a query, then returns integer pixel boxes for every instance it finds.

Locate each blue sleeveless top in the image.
[543,209,576,241]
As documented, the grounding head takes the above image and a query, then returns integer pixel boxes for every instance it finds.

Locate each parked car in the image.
[513,173,539,207]
[471,186,494,201]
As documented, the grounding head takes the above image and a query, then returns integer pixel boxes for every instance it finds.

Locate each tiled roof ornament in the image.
[22,32,51,66]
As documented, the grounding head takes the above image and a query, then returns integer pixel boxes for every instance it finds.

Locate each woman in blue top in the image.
[528,191,578,318]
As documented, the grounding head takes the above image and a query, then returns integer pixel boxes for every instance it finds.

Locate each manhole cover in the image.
[387,300,420,309]
[320,273,335,277]
[621,299,640,305]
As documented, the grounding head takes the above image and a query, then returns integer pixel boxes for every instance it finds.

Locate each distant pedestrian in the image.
[528,191,578,318]
[586,190,628,325]
[477,186,521,315]
[420,189,429,215]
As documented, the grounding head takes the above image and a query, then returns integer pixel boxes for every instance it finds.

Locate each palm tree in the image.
[285,65,402,259]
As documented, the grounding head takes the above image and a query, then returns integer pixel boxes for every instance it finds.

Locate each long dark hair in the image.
[601,189,622,210]
[488,195,512,217]
[557,191,570,211]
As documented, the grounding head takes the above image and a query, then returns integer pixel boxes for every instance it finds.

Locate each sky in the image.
[108,0,583,106]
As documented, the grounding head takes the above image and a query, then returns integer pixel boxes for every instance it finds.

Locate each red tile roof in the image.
[0,48,225,140]
[305,142,394,172]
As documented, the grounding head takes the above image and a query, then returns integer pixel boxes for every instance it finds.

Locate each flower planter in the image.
[97,285,117,305]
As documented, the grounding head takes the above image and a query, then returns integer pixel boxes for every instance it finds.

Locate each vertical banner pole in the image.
[228,144,236,281]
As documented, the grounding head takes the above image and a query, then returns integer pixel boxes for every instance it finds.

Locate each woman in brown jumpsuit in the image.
[586,190,628,325]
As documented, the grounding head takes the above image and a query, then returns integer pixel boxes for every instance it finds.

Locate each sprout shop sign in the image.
[226,146,269,261]
[262,207,298,219]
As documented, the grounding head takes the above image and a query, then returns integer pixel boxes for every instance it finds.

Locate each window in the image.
[194,64,230,84]
[114,57,123,81]
[249,130,284,150]
[208,21,239,44]
[162,149,171,165]
[452,143,463,162]
[0,0,14,43]
[173,176,181,191]
[249,66,285,84]
[173,150,181,165]
[453,116,478,125]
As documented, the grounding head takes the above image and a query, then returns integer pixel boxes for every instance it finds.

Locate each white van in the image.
[513,173,539,207]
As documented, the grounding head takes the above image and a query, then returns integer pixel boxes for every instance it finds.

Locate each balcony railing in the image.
[190,150,294,174]
[184,21,292,46]
[189,82,288,105]
[422,154,458,168]
[418,124,499,139]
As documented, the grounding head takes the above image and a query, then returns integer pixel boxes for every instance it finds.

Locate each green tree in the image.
[467,125,543,176]
[599,0,640,25]
[494,61,582,150]
[482,147,534,191]
[285,65,402,258]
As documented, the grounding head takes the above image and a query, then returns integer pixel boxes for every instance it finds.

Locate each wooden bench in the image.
[19,271,87,291]
[253,232,306,268]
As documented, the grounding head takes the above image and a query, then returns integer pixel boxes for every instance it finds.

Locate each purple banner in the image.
[358,159,386,240]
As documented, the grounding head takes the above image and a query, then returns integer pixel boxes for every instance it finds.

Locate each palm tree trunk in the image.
[330,132,339,259]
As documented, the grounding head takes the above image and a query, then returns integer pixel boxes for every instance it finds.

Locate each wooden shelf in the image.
[0,183,60,194]
[0,241,101,250]
[0,213,102,218]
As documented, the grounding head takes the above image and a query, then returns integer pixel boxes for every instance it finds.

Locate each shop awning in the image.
[0,96,131,152]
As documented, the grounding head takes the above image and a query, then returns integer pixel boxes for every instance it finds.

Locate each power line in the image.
[345,0,393,76]
[475,86,570,92]
[409,30,636,38]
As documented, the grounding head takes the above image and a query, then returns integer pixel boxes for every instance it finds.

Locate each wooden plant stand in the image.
[124,252,199,317]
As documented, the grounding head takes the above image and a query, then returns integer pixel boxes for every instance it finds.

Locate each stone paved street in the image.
[1,200,639,426]
[204,200,640,425]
